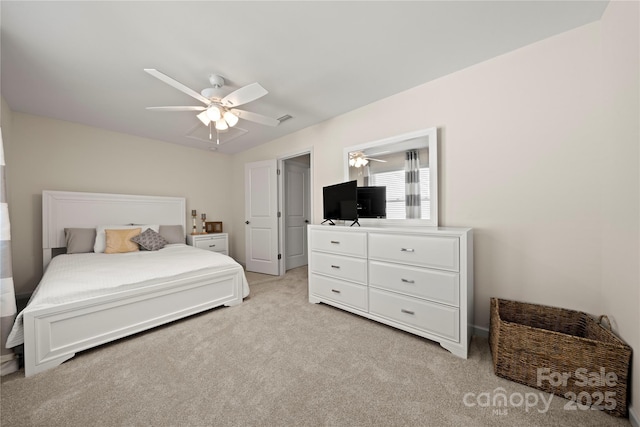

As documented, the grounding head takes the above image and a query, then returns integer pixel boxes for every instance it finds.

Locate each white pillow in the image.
[94,224,159,253]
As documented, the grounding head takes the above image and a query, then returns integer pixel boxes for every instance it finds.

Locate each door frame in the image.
[277,147,313,276]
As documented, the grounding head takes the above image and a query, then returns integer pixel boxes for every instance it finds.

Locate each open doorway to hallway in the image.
[282,153,311,272]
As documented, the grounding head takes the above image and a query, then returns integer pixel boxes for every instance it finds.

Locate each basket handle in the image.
[598,315,612,331]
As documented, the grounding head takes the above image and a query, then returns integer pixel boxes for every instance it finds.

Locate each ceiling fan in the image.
[144,69,280,143]
[349,151,387,168]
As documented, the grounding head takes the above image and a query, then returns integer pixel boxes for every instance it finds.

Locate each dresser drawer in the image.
[369,261,459,306]
[369,233,459,271]
[369,288,459,342]
[310,274,368,311]
[310,229,366,257]
[311,252,367,284]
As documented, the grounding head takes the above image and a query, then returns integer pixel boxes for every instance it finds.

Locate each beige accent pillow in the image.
[104,228,142,254]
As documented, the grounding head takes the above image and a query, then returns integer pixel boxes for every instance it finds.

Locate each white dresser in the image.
[187,233,229,256]
[308,224,473,358]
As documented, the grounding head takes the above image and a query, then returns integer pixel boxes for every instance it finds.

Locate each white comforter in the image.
[6,244,249,347]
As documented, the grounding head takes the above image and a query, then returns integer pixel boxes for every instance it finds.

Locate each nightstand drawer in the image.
[187,234,229,255]
[194,238,226,252]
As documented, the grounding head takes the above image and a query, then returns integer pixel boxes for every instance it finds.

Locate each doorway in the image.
[282,154,311,271]
[244,150,312,275]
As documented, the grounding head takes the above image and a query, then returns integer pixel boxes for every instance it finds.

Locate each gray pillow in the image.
[159,225,185,244]
[64,228,96,254]
[131,228,168,251]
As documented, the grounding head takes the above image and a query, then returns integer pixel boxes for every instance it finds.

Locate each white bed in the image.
[8,190,249,377]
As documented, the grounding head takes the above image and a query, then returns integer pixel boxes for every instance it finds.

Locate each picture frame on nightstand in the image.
[205,221,223,233]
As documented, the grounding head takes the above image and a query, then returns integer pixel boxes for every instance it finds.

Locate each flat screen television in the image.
[357,186,387,218]
[322,180,358,225]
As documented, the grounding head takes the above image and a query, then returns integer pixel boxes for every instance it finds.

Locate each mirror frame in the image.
[343,127,438,227]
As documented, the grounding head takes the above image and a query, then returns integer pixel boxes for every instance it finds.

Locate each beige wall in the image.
[3,113,235,295]
[600,0,640,416]
[1,97,13,146]
[231,5,639,418]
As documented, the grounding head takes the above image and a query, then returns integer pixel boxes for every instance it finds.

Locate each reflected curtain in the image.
[0,129,18,375]
[363,164,370,186]
[405,150,421,219]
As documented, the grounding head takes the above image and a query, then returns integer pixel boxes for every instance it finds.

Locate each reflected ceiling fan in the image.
[144,69,280,143]
[349,151,387,168]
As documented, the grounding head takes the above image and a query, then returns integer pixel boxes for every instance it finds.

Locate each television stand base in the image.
[321,219,336,225]
[349,219,360,227]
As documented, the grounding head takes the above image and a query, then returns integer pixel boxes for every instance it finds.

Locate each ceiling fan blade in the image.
[144,69,211,105]
[146,106,206,112]
[221,83,268,107]
[231,109,280,127]
[367,158,387,163]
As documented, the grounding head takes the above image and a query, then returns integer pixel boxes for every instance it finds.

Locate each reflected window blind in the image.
[370,168,430,219]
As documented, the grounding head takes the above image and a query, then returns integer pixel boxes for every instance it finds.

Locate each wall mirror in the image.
[344,127,438,227]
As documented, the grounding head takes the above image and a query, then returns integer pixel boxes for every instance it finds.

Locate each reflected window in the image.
[369,167,431,219]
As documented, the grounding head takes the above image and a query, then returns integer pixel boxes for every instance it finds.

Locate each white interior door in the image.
[284,160,310,271]
[245,160,279,275]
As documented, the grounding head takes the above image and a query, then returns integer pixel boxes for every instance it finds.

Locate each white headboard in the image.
[42,190,186,266]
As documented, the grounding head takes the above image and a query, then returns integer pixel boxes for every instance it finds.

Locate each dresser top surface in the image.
[309,224,471,235]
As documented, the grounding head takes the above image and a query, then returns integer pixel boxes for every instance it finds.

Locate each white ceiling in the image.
[1,1,608,154]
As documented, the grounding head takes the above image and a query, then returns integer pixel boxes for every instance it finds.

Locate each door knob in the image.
[245,221,250,225]
[304,220,309,223]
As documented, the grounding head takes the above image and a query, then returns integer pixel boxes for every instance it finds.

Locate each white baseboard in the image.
[473,324,489,338]
[630,405,638,427]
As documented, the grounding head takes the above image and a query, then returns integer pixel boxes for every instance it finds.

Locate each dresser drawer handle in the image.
[331,265,341,269]
[401,309,415,315]
[330,240,340,244]
[400,248,415,253]
[331,289,341,294]
[209,244,216,248]
[401,278,415,284]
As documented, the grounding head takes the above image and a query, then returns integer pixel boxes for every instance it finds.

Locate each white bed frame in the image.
[23,190,245,377]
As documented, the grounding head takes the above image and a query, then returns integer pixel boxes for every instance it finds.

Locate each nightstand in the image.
[187,233,228,255]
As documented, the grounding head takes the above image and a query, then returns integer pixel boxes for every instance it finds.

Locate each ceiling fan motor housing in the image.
[201,87,219,100]
[208,74,225,88]
[200,75,225,100]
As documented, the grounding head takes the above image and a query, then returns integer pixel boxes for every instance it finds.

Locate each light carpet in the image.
[0,267,631,426]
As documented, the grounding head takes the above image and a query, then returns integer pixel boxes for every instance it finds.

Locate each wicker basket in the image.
[489,298,632,417]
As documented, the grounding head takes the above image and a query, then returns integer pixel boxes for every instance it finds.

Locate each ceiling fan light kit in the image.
[349,151,387,168]
[144,68,281,142]
[350,157,368,168]
[215,119,229,131]
[223,110,239,127]
[196,110,210,126]
[206,106,222,121]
